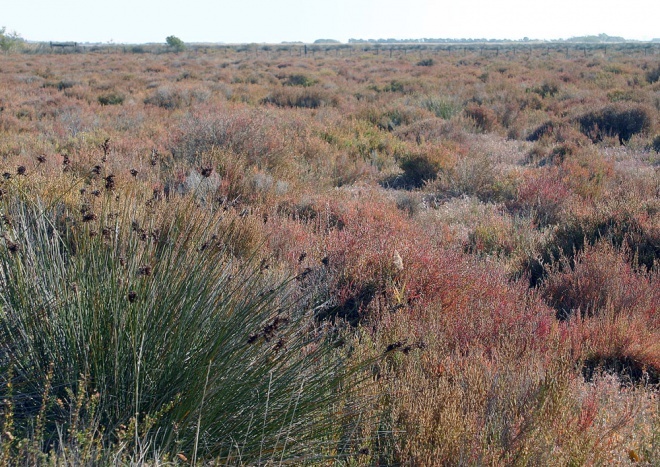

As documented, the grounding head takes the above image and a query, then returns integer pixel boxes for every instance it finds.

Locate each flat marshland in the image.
[0,43,660,465]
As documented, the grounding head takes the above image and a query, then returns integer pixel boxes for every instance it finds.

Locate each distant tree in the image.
[0,27,24,53]
[166,35,185,51]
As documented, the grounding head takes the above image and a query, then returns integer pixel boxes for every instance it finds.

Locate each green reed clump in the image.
[0,186,368,463]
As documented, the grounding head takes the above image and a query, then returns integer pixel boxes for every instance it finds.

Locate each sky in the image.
[2,0,658,44]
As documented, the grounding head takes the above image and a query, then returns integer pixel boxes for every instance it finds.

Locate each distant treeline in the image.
[347,33,658,44]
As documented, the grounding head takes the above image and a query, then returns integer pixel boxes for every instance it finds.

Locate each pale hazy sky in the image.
[2,0,658,44]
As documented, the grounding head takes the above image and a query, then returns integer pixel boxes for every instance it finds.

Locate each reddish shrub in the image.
[464,103,497,133]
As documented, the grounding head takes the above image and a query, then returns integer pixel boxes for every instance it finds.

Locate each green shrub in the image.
[577,104,653,145]
[0,191,366,462]
[416,58,434,67]
[420,97,460,120]
[261,88,336,109]
[97,92,124,106]
[646,63,660,84]
[165,35,185,52]
[283,74,317,87]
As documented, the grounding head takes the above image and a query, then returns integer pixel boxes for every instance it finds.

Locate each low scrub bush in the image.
[97,92,124,106]
[576,104,654,145]
[261,87,336,109]
[464,103,497,133]
[420,96,461,120]
[282,73,318,87]
[144,86,189,109]
[646,63,660,84]
[540,241,654,320]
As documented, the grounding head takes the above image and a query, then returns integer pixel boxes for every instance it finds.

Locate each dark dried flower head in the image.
[92,165,102,175]
[89,230,98,238]
[16,166,26,176]
[102,227,112,239]
[2,173,11,180]
[200,166,213,177]
[130,168,138,177]
[247,333,259,344]
[119,257,126,267]
[6,240,20,254]
[62,155,70,166]
[321,256,329,266]
[273,338,285,353]
[82,212,97,223]
[79,188,87,195]
[101,138,110,156]
[385,341,405,353]
[36,155,46,164]
[298,252,307,263]
[127,290,137,303]
[137,265,152,277]
[104,174,115,190]
[91,190,101,197]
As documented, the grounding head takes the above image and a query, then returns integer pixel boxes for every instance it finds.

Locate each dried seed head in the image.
[6,240,20,254]
[91,190,101,197]
[127,291,137,303]
[200,166,213,177]
[101,138,110,157]
[137,265,152,277]
[92,165,102,175]
[104,174,115,190]
[2,173,11,180]
[150,149,159,166]
[102,227,112,239]
[130,168,138,177]
[82,212,97,223]
[272,338,285,353]
[89,230,98,238]
[385,341,405,353]
[79,188,87,195]
[247,333,259,344]
[36,155,46,164]
[16,166,26,176]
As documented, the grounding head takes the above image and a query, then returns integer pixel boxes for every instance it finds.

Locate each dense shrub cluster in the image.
[577,104,653,144]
